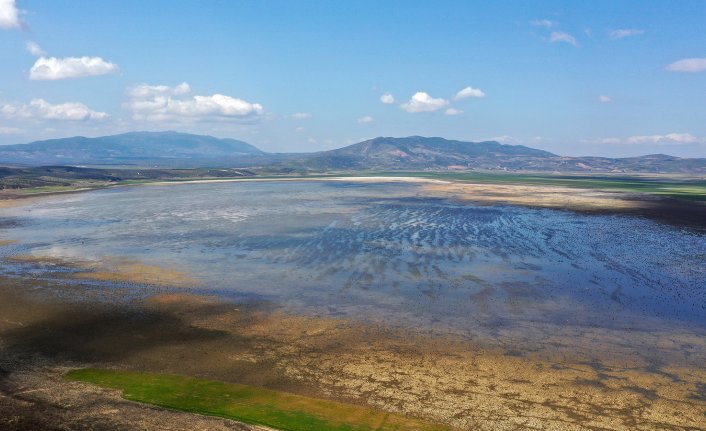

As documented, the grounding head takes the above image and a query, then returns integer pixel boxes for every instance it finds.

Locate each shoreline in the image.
[1,273,704,430]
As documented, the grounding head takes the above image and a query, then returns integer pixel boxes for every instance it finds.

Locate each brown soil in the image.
[0,277,704,431]
[6,255,198,288]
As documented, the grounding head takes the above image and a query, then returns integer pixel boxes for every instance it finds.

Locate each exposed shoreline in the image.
[1,176,705,430]
[0,272,704,430]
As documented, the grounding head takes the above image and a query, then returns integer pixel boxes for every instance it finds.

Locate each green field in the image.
[66,369,454,431]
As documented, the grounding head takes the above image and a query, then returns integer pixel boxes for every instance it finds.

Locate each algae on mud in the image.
[66,368,454,431]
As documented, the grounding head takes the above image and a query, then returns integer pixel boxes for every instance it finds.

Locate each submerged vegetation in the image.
[66,369,454,431]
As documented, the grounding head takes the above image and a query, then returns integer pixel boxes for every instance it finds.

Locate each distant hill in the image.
[0,133,704,173]
[285,136,705,173]
[0,131,265,166]
[293,136,556,170]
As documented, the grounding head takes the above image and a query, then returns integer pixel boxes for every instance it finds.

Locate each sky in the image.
[1,0,705,157]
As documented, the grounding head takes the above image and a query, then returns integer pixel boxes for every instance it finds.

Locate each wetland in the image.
[1,178,705,430]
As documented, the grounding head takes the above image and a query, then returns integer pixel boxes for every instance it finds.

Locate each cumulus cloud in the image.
[124,82,264,122]
[609,29,644,39]
[291,112,312,119]
[0,0,21,29]
[530,19,555,28]
[548,31,577,46]
[444,108,463,116]
[599,95,611,103]
[454,86,485,100]
[589,133,701,145]
[29,56,119,80]
[1,98,108,121]
[665,58,706,73]
[26,41,46,56]
[380,93,395,104]
[400,92,449,113]
[357,115,373,124]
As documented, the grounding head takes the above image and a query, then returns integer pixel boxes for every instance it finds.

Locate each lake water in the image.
[1,180,705,348]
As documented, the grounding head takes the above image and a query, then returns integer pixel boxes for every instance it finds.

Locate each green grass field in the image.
[66,369,454,431]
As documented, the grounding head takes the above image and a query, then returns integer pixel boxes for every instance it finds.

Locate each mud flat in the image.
[0,274,704,431]
[422,181,706,229]
[6,254,198,288]
[1,181,705,430]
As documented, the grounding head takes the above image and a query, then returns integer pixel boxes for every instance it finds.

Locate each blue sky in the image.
[1,0,705,157]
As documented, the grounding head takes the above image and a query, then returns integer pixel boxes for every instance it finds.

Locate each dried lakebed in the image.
[1,179,705,430]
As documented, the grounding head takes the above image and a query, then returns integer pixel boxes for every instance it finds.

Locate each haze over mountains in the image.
[0,131,704,173]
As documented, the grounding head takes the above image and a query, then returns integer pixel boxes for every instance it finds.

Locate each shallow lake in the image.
[1,180,705,348]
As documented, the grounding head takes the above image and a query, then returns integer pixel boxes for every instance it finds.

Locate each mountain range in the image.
[0,131,704,174]
[0,131,264,167]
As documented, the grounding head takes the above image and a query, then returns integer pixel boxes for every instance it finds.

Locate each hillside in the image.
[289,136,706,173]
[294,136,556,170]
[0,131,265,166]
[0,133,704,173]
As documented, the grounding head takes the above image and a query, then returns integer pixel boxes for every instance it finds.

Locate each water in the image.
[1,180,705,339]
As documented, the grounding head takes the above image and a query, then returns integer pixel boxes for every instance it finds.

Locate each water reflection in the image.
[1,181,704,334]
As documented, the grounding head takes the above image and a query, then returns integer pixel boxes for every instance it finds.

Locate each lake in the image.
[1,180,705,357]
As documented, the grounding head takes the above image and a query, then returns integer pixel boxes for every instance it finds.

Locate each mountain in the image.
[1,133,704,173]
[283,136,704,173]
[0,131,265,166]
[292,136,556,170]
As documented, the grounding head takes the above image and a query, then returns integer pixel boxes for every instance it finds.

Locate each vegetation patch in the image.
[66,368,454,431]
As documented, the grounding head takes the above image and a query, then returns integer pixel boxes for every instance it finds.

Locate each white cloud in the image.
[400,92,449,113]
[295,126,305,132]
[0,126,22,134]
[609,29,644,39]
[380,93,395,104]
[626,133,699,145]
[444,108,463,116]
[599,95,611,103]
[530,19,555,28]
[665,58,706,73]
[454,86,485,100]
[26,41,46,57]
[357,115,374,124]
[0,0,21,29]
[128,82,191,98]
[124,82,264,122]
[29,56,119,80]
[548,31,577,46]
[1,98,108,121]
[291,112,312,119]
[588,133,702,145]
